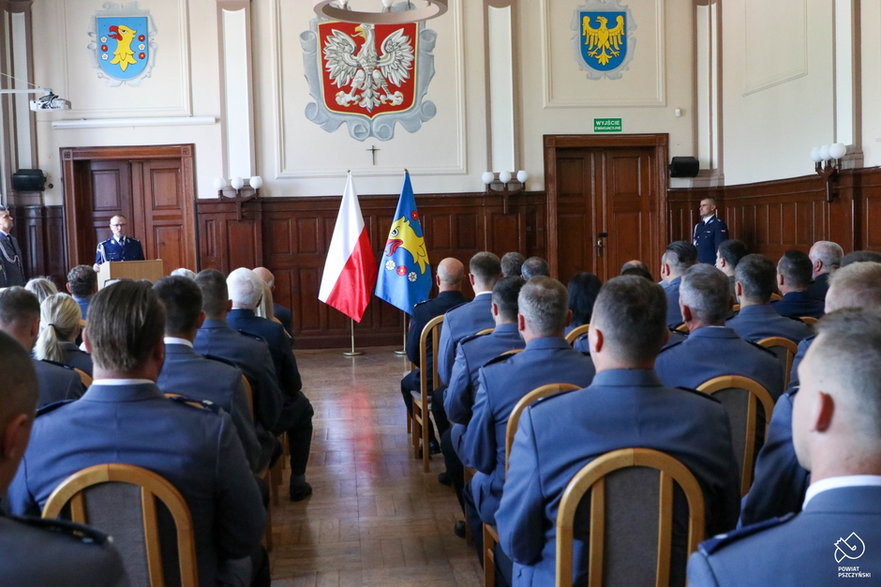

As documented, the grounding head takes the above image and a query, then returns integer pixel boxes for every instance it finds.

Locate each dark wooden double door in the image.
[546,135,668,282]
[62,145,197,272]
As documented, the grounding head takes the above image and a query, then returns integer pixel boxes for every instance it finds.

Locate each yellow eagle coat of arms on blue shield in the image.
[573,0,635,80]
[88,2,156,87]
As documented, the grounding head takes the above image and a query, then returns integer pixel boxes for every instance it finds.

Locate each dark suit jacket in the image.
[405,290,469,367]
[739,387,809,527]
[806,272,830,302]
[662,276,684,327]
[463,337,595,524]
[58,341,94,376]
[0,512,127,586]
[690,486,881,586]
[771,290,825,319]
[437,292,495,385]
[157,341,262,472]
[0,232,26,287]
[8,382,266,586]
[33,359,84,409]
[726,304,812,344]
[497,369,740,587]
[273,303,293,336]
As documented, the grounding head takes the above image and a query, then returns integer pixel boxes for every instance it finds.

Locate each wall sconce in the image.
[214,175,263,220]
[810,143,846,203]
[482,170,528,213]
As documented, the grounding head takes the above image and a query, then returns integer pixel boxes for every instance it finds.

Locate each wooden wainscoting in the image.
[13,205,67,287]
[197,191,546,349]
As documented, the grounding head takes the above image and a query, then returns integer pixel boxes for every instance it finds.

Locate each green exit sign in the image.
[594,117,622,133]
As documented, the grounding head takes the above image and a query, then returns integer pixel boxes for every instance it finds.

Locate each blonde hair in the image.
[255,281,276,321]
[25,277,58,303]
[34,293,81,363]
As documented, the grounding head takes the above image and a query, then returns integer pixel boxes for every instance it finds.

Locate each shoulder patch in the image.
[164,393,221,413]
[36,399,76,417]
[700,513,796,555]
[11,514,114,545]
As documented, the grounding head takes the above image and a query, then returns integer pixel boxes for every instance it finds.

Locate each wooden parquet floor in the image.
[269,346,483,586]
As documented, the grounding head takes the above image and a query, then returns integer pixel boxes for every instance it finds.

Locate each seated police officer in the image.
[689,308,881,585]
[0,331,128,585]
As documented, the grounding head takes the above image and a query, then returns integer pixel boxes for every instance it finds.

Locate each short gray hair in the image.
[679,264,730,324]
[662,241,697,275]
[518,276,568,336]
[227,267,264,309]
[826,262,881,312]
[809,241,844,271]
[735,254,776,303]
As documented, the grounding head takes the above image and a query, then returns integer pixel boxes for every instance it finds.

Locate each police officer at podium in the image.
[93,214,145,271]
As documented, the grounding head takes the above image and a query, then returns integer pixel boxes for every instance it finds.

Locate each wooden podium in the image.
[97,260,165,289]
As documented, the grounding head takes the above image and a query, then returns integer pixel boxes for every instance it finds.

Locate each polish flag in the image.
[318,172,377,322]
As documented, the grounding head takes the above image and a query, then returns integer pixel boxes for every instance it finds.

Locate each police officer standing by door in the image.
[693,198,729,265]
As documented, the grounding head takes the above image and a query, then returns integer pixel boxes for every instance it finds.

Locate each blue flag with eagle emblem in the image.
[375,171,431,314]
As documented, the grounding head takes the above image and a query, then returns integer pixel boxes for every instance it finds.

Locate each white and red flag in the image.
[318,172,377,322]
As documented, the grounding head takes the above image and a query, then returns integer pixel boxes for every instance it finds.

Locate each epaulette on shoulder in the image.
[413,299,431,308]
[699,513,796,555]
[12,515,113,546]
[460,331,491,347]
[39,359,74,370]
[164,393,221,413]
[676,386,722,404]
[36,399,76,417]
[481,351,517,369]
[531,386,581,407]
[659,339,685,353]
[746,340,778,357]
[203,353,238,369]
[235,329,266,343]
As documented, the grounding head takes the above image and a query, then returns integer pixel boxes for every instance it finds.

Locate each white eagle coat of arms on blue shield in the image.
[88,2,157,87]
[573,0,636,80]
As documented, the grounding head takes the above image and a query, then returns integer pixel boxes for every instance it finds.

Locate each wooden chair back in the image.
[42,463,199,587]
[241,375,254,420]
[73,367,92,389]
[474,327,494,336]
[799,316,818,326]
[673,322,689,334]
[697,375,775,495]
[411,314,444,472]
[555,448,705,587]
[565,324,590,346]
[756,336,798,388]
[506,383,580,473]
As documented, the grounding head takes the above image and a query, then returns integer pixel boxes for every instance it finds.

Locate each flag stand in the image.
[342,318,363,357]
[393,314,407,356]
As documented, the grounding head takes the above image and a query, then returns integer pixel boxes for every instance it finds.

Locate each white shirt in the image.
[163,336,193,348]
[803,475,881,508]
[91,378,154,386]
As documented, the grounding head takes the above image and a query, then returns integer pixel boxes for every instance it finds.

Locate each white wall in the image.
[861,1,881,167]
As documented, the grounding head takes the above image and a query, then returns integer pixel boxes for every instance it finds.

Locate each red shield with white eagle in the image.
[318,21,418,119]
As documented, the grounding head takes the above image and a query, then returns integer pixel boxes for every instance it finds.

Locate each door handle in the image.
[596,232,608,257]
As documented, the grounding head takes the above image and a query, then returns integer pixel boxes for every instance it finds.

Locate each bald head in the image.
[436,257,464,291]
[253,267,274,287]
[825,262,881,313]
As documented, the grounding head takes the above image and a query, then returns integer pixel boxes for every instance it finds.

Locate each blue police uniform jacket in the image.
[689,485,881,587]
[94,236,145,264]
[496,369,740,587]
[739,387,809,527]
[437,292,495,385]
[58,340,93,376]
[403,290,468,394]
[8,381,266,587]
[788,335,813,387]
[0,232,26,287]
[771,290,825,319]
[445,322,525,426]
[806,272,830,302]
[662,277,684,327]
[693,215,728,265]
[462,337,595,524]
[655,326,784,400]
[227,308,308,434]
[0,510,128,586]
[725,304,812,343]
[33,358,84,409]
[194,318,283,435]
[157,341,262,472]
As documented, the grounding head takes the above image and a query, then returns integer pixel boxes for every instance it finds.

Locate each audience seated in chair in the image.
[34,293,93,376]
[806,240,843,302]
[564,272,601,352]
[461,276,595,567]
[7,280,267,585]
[655,264,784,400]
[496,275,739,586]
[519,256,549,281]
[772,250,825,319]
[0,331,127,585]
[66,264,98,320]
[741,260,881,527]
[500,252,525,279]
[25,276,58,303]
[715,239,748,298]
[689,308,881,585]
[254,266,294,337]
[660,241,697,327]
[0,287,84,408]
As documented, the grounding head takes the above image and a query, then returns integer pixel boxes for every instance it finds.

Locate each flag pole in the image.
[342,318,363,357]
[393,313,407,356]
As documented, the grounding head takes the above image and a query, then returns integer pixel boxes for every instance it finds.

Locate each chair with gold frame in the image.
[411,314,444,472]
[564,324,590,347]
[756,336,798,388]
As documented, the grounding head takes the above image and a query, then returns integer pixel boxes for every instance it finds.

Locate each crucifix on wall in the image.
[366,144,380,166]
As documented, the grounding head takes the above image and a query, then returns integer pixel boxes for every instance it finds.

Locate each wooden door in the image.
[62,145,197,272]
[545,135,668,282]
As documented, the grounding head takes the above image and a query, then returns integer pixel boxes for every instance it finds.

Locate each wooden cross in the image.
[366,144,380,166]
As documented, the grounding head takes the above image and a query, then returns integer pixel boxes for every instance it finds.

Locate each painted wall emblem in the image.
[301,19,437,141]
[88,2,156,86]
[573,0,636,80]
